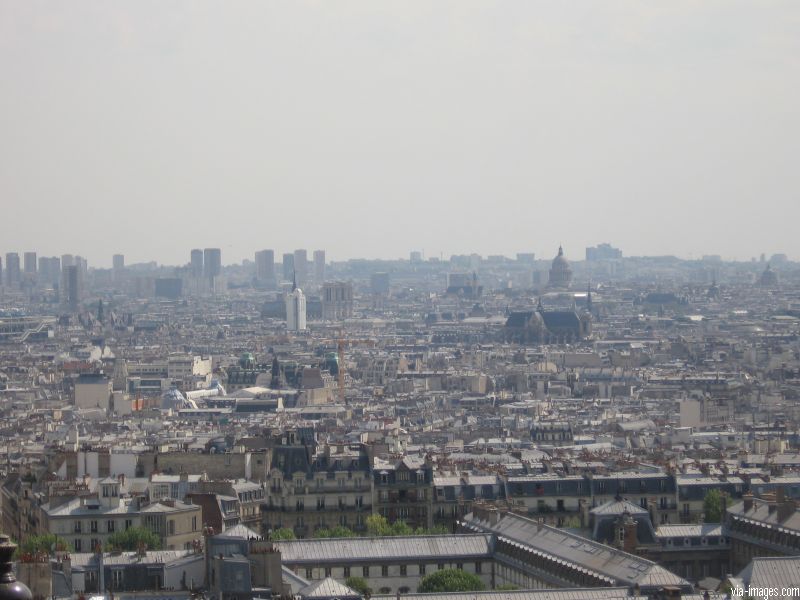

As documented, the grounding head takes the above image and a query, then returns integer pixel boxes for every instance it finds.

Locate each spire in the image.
[292,269,297,292]
[587,281,593,312]
[558,245,563,257]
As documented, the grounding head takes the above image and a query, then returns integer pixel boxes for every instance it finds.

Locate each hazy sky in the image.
[1,1,798,267]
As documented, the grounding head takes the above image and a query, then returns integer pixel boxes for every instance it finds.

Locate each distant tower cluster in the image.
[112,254,125,282]
[190,249,204,277]
[255,249,276,287]
[61,265,83,310]
[282,253,294,282]
[293,249,308,286]
[313,250,326,283]
[4,253,20,287]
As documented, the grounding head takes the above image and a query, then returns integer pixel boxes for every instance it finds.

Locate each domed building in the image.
[548,246,573,289]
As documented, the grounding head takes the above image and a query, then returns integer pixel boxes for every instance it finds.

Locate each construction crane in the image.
[336,329,376,404]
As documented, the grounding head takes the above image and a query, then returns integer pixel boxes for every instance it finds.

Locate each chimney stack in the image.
[742,492,754,513]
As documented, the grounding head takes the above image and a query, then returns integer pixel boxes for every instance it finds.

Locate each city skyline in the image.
[0,243,795,271]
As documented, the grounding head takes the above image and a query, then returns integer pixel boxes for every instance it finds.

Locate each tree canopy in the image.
[313,526,356,539]
[105,526,162,552]
[418,569,485,593]
[703,488,725,523]
[345,576,372,598]
[15,534,70,559]
[269,528,297,541]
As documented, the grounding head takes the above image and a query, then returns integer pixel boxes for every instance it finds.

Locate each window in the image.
[456,563,463,571]
[192,516,197,531]
[475,561,482,574]
[381,565,389,577]
[74,521,82,533]
[344,567,351,578]
[438,563,445,571]
[400,565,407,576]
[107,520,115,533]
[306,569,313,579]
[325,568,332,578]
[340,515,348,527]
[168,520,175,536]
[125,519,132,530]
[74,539,81,552]
[112,570,123,589]
[363,566,370,578]
[91,539,100,552]
[419,564,426,576]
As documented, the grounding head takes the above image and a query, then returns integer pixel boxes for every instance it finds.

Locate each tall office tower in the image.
[282,253,294,282]
[0,257,3,287]
[410,251,423,264]
[285,280,307,331]
[39,256,60,286]
[255,249,275,284]
[293,249,308,285]
[370,272,390,295]
[313,250,326,282]
[203,248,222,278]
[62,265,83,310]
[190,249,204,277]
[4,253,20,287]
[23,252,37,275]
[61,254,75,268]
[74,256,88,280]
[322,281,354,320]
[112,254,125,282]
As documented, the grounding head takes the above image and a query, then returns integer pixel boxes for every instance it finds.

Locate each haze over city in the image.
[6,3,800,599]
[2,1,799,266]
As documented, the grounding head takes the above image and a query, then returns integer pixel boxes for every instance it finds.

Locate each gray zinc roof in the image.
[462,512,690,591]
[275,534,492,564]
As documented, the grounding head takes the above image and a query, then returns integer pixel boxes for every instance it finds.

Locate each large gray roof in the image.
[462,512,690,591]
[373,588,643,600]
[738,556,800,591]
[275,534,492,564]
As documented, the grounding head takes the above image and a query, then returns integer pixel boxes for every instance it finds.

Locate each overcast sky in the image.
[1,1,798,267]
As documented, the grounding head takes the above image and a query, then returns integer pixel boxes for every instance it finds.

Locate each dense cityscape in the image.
[1,245,799,600]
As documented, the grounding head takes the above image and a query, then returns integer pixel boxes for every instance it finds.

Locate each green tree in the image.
[703,488,725,523]
[105,526,162,551]
[313,526,355,539]
[389,520,413,536]
[345,576,372,598]
[269,528,297,540]
[418,569,485,593]
[366,514,392,536]
[15,534,70,558]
